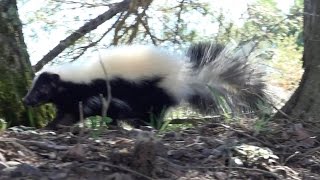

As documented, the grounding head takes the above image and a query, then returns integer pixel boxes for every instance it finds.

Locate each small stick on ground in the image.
[196,166,282,180]
[87,161,155,180]
[78,101,85,140]
[16,139,70,151]
[159,157,282,179]
[283,151,300,165]
[99,53,112,130]
[213,123,274,148]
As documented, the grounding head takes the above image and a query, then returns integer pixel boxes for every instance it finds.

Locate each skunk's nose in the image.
[22,96,33,106]
[22,97,28,105]
[22,96,40,107]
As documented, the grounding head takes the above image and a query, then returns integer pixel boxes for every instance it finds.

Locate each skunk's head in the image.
[23,72,60,107]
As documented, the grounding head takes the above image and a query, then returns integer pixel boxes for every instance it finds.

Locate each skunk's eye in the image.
[39,86,50,94]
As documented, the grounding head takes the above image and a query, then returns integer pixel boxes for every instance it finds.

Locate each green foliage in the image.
[87,115,113,128]
[207,85,232,120]
[253,100,273,134]
[0,65,48,127]
[294,0,303,7]
[0,118,7,131]
[257,0,277,10]
[268,35,303,91]
[211,0,303,94]
[86,115,113,138]
[253,117,271,135]
[159,123,194,133]
[149,108,169,130]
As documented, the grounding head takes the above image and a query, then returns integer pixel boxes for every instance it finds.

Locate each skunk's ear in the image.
[49,73,60,82]
[47,73,60,88]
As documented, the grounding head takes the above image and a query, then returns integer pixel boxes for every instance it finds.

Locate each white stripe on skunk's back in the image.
[100,45,184,82]
[42,45,190,101]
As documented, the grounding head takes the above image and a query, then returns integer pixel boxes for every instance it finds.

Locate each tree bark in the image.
[0,0,50,126]
[275,0,320,122]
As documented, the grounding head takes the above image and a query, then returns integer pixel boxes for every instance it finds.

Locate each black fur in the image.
[23,72,176,130]
[23,42,268,130]
[187,42,224,70]
[187,42,267,115]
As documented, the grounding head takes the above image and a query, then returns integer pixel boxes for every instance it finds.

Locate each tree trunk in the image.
[0,0,51,127]
[275,0,320,122]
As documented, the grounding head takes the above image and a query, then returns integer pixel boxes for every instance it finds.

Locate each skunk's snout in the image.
[22,96,29,105]
[22,96,36,107]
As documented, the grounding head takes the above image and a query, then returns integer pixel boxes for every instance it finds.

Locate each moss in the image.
[0,0,55,128]
[0,64,54,127]
[0,118,6,131]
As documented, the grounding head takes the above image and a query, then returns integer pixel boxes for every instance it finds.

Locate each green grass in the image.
[0,118,7,132]
[85,115,113,138]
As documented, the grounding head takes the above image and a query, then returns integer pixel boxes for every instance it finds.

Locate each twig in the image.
[282,146,320,166]
[78,101,85,143]
[87,161,155,180]
[135,5,159,45]
[193,166,282,179]
[302,146,320,156]
[112,11,132,45]
[99,53,112,116]
[168,116,222,124]
[283,151,300,165]
[0,138,69,152]
[33,0,152,71]
[213,123,274,148]
[0,138,37,156]
[98,52,112,129]
[246,89,294,120]
[71,13,124,61]
[16,139,70,151]
[53,0,110,8]
[159,157,282,179]
[226,146,232,180]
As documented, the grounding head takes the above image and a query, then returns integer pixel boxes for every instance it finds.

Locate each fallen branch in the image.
[159,157,282,179]
[195,166,282,180]
[0,138,37,156]
[16,139,70,151]
[33,0,152,71]
[211,123,274,148]
[87,161,155,180]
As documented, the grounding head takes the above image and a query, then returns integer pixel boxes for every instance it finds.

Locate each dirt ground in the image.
[0,119,319,180]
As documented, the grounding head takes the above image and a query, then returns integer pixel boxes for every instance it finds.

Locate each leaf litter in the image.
[0,119,319,180]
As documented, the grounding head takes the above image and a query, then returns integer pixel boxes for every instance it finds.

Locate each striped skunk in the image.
[23,42,266,130]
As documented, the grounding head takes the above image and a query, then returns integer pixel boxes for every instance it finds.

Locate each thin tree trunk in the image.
[0,0,50,127]
[275,0,320,122]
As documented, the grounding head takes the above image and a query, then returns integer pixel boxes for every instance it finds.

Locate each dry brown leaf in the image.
[292,124,316,148]
[63,144,86,160]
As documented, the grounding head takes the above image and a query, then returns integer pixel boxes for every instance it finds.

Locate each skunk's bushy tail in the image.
[186,42,267,116]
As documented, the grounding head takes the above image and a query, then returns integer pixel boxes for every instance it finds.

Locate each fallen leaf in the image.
[292,124,316,148]
[63,144,86,160]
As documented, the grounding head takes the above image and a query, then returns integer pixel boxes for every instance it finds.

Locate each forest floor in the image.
[0,118,319,180]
